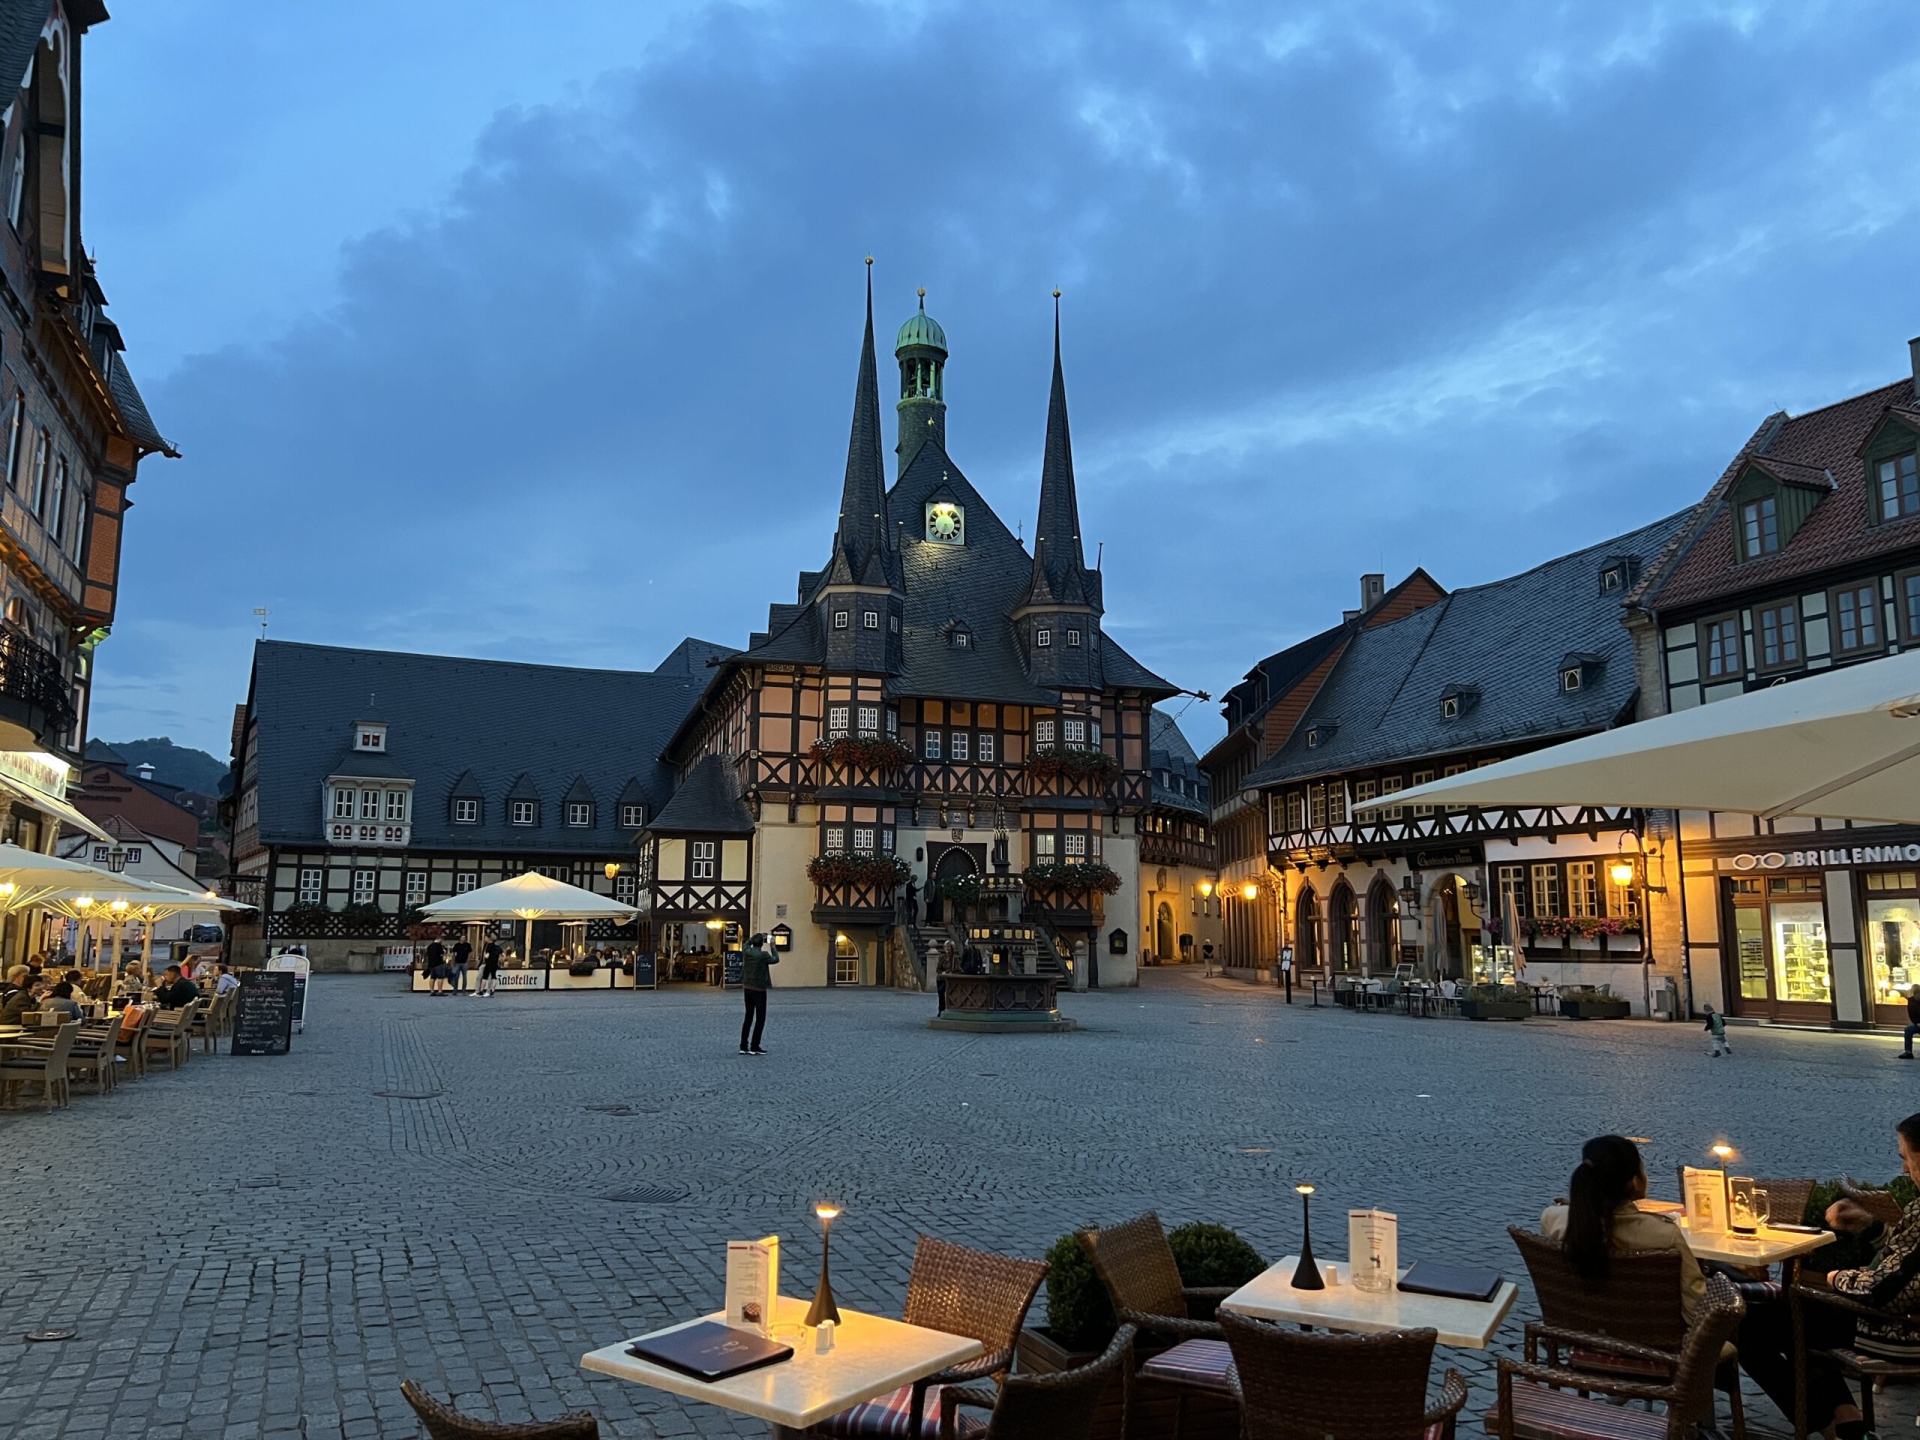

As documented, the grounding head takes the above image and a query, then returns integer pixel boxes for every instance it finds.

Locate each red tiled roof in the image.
[1646,379,1920,611]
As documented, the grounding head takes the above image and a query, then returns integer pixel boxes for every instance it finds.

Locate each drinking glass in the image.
[1751,1189,1770,1230]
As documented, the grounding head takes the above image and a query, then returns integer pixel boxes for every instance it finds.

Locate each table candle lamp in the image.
[1290,1184,1324,1290]
[806,1204,842,1327]
[1711,1142,1736,1216]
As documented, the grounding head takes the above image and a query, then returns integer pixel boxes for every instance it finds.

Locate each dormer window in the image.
[1440,696,1461,720]
[355,721,388,751]
[1877,452,1920,522]
[453,798,479,824]
[1741,496,1779,558]
[1561,668,1582,693]
[1439,685,1478,721]
[948,622,972,649]
[1560,652,1602,694]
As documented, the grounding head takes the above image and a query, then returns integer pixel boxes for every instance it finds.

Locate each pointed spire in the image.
[830,257,896,588]
[1024,290,1094,609]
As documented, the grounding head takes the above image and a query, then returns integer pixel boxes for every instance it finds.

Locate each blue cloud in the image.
[89,0,1920,753]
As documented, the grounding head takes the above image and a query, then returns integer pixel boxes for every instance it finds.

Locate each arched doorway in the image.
[925,846,977,925]
[1295,887,1319,970]
[1155,902,1174,961]
[1329,883,1359,974]
[1366,877,1398,973]
[1427,877,1468,979]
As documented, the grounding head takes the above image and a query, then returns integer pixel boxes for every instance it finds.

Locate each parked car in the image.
[184,923,224,944]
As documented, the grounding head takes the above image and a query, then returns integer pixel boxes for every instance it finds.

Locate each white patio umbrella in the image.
[1353,649,1920,825]
[419,872,637,967]
[37,874,252,991]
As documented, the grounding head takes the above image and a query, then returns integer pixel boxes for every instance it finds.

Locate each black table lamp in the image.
[806,1204,843,1327]
[1291,1183,1325,1290]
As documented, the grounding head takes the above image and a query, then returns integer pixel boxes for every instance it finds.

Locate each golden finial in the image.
[918,286,926,299]
[1053,288,1062,299]
[865,255,873,266]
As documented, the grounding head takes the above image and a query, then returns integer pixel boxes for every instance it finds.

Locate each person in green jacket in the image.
[739,934,777,1056]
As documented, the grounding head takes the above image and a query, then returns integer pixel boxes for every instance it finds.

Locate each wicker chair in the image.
[816,1235,1049,1440]
[933,1323,1134,1440]
[400,1381,598,1439]
[1789,1284,1920,1438]
[1509,1228,1745,1439]
[1080,1212,1240,1435]
[113,1006,152,1079]
[61,1022,119,1095]
[0,1020,77,1109]
[144,1001,196,1071]
[1223,1312,1465,1440]
[1485,1280,1741,1440]
[1755,1178,1817,1229]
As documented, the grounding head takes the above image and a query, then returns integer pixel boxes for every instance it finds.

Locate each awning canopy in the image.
[1355,650,1920,825]
[0,777,114,843]
[418,871,637,921]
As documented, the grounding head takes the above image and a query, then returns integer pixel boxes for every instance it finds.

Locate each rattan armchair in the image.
[143,1001,196,1070]
[1509,1228,1745,1439]
[400,1381,599,1439]
[1485,1280,1741,1440]
[1223,1312,1465,1440]
[816,1234,1049,1440]
[940,1323,1135,1440]
[0,1020,77,1108]
[1080,1212,1239,1437]
[113,1006,152,1078]
[1789,1283,1920,1438]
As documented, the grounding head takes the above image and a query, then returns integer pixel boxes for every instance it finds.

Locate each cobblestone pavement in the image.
[0,968,1913,1439]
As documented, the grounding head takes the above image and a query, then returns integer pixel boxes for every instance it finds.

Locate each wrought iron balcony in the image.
[0,619,76,753]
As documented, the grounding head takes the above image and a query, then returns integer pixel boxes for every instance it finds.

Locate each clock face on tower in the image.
[925,502,965,546]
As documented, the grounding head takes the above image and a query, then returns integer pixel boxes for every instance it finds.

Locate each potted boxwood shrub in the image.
[1558,987,1631,1020]
[1458,984,1530,1021]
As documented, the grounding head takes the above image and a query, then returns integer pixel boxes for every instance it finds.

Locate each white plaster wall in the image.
[753,812,829,987]
[1101,827,1140,988]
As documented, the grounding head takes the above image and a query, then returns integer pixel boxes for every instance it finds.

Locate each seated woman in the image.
[1735,1115,1920,1440]
[1540,1133,1710,1322]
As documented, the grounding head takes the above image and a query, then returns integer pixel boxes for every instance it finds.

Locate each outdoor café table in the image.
[1220,1257,1518,1349]
[580,1295,982,1439]
[1672,1220,1835,1272]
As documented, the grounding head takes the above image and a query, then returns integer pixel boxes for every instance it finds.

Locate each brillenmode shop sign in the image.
[1719,843,1920,872]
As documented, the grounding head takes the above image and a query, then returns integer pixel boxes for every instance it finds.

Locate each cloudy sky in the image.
[81,1,1920,756]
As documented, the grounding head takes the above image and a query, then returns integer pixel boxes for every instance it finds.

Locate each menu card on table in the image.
[1681,1167,1729,1235]
[725,1236,779,1335]
[1348,1209,1398,1294]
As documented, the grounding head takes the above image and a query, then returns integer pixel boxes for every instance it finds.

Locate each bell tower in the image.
[895,290,948,477]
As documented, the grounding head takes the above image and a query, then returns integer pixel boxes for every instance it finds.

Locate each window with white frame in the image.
[1530,863,1562,918]
[691,840,716,879]
[385,791,407,822]
[1064,719,1086,746]
[357,789,379,820]
[1308,784,1326,827]
[46,456,64,541]
[1034,832,1056,860]
[863,611,878,630]
[510,800,536,826]
[1567,860,1600,918]
[1378,776,1403,820]
[351,869,376,904]
[1036,628,1052,647]
[852,827,875,853]
[405,872,427,904]
[620,804,645,828]
[885,708,899,737]
[828,705,849,738]
[950,733,968,762]
[1035,719,1056,746]
[453,798,479,823]
[1285,790,1304,830]
[880,827,895,853]
[333,788,355,820]
[1066,629,1081,646]
[924,731,942,760]
[824,826,845,851]
[455,873,479,894]
[567,802,592,827]
[298,868,323,904]
[833,611,849,629]
[1064,833,1087,861]
[857,705,879,737]
[977,733,995,763]
[1410,768,1435,818]
[1496,864,1526,920]
[614,873,636,903]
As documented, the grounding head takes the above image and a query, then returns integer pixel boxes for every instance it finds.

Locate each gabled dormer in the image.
[1439,684,1480,721]
[1858,404,1920,527]
[1597,556,1639,595]
[1727,457,1833,562]
[505,772,542,828]
[1303,719,1338,750]
[1559,652,1604,694]
[561,775,596,829]
[353,717,388,752]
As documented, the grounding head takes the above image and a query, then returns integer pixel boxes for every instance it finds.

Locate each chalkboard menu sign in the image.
[232,970,296,1056]
[632,952,657,989]
[723,950,744,987]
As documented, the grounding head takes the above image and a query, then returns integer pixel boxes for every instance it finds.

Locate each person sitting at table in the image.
[1,977,46,1025]
[0,963,26,999]
[1540,1133,1709,1322]
[213,965,240,997]
[38,980,83,1024]
[153,964,200,1009]
[1734,1115,1920,1440]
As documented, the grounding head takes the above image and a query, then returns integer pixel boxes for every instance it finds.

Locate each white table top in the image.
[1675,1221,1836,1268]
[1221,1257,1517,1349]
[580,1296,982,1430]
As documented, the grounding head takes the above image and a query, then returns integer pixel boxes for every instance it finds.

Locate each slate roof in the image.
[1149,708,1209,815]
[1244,511,1693,791]
[247,639,721,852]
[0,0,41,99]
[646,754,756,835]
[1645,377,1920,611]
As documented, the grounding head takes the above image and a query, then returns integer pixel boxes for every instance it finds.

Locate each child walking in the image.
[1704,1004,1731,1057]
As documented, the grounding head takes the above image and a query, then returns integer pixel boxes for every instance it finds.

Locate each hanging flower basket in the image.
[806,852,911,889]
[1025,746,1121,784]
[810,736,913,770]
[1021,861,1123,896]
[1524,915,1643,941]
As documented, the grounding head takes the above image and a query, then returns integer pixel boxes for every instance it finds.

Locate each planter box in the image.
[1017,1328,1235,1440]
[1459,999,1530,1021]
[1560,997,1631,1020]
